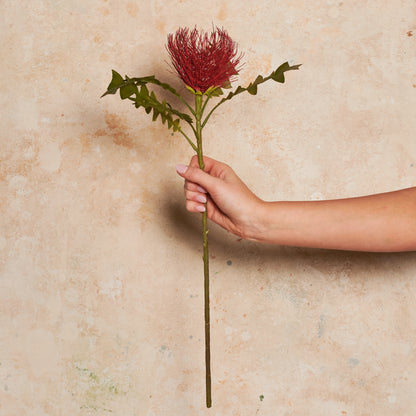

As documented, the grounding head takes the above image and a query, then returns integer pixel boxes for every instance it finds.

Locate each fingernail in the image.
[176,164,188,174]
[197,186,207,193]
[196,205,206,212]
[196,195,207,203]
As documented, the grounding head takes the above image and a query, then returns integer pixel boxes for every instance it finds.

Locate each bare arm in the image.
[176,156,416,252]
[254,189,416,251]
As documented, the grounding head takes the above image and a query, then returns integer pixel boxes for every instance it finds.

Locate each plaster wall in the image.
[1,1,416,415]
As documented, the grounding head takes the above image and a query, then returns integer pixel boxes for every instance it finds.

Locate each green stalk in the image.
[195,93,212,408]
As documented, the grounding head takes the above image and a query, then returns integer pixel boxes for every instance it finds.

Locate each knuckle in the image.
[185,190,198,201]
[185,201,195,211]
[184,181,194,192]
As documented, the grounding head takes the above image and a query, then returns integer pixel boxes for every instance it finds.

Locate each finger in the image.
[185,180,207,193]
[189,154,200,168]
[189,155,229,178]
[176,164,218,192]
[185,200,206,213]
[185,188,207,204]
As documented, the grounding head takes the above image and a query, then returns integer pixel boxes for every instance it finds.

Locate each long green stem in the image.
[195,94,211,408]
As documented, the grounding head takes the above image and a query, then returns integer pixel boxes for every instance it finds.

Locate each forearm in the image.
[249,187,416,252]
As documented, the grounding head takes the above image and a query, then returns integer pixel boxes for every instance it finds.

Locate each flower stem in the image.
[195,94,212,408]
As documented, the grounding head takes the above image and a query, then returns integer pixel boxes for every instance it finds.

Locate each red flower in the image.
[167,26,244,93]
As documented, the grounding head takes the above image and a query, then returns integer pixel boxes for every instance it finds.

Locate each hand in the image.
[176,156,416,251]
[176,155,265,240]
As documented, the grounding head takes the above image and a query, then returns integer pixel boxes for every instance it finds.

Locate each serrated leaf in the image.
[102,70,196,134]
[220,62,300,104]
[128,76,182,99]
[101,70,124,97]
[172,119,180,131]
[253,75,264,85]
[109,70,123,87]
[271,62,302,83]
[247,84,258,95]
[120,83,138,99]
[221,79,233,89]
[223,85,245,101]
[201,61,301,127]
[141,84,149,96]
[212,88,224,96]
[152,108,159,122]
[206,87,223,97]
[102,72,183,102]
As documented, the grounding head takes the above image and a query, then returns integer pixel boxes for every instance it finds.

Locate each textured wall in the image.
[1,1,416,415]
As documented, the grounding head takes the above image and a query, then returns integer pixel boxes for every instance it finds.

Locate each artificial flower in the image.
[166,26,244,93]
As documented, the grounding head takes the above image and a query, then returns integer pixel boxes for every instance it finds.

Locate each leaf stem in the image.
[200,94,211,118]
[187,120,198,138]
[195,94,212,409]
[202,74,276,128]
[178,95,196,117]
[178,127,197,152]
[201,101,220,129]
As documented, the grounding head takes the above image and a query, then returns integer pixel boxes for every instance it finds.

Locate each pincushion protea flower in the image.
[167,26,244,93]
[102,25,300,408]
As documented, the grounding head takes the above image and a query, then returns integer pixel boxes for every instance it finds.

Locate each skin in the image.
[176,155,416,252]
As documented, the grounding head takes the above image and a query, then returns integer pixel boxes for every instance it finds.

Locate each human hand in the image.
[178,156,416,251]
[176,155,265,240]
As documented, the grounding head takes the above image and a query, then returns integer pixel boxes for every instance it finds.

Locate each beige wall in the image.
[1,1,416,415]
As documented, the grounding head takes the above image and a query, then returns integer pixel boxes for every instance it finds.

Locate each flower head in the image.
[167,26,244,94]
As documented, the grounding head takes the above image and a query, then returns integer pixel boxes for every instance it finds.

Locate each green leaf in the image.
[205,86,224,98]
[211,88,224,97]
[271,62,302,83]
[152,108,160,122]
[110,70,123,87]
[253,75,264,85]
[126,82,192,132]
[120,83,138,99]
[219,62,300,104]
[172,119,180,132]
[128,76,183,99]
[101,70,124,97]
[141,84,150,96]
[221,79,233,89]
[204,86,223,97]
[201,61,301,127]
[102,71,194,132]
[247,83,258,95]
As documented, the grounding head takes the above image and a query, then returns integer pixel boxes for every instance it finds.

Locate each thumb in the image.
[176,164,217,192]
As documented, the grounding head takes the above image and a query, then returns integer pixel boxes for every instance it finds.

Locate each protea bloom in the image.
[104,28,300,408]
[167,26,244,93]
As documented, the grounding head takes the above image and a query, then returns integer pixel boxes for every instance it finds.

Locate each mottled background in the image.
[1,1,416,415]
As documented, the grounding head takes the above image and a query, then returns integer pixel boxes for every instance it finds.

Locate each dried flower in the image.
[167,26,244,93]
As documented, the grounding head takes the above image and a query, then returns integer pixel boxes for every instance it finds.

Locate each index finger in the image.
[189,155,226,175]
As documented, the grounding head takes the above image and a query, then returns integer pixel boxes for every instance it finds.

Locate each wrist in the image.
[239,199,272,243]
